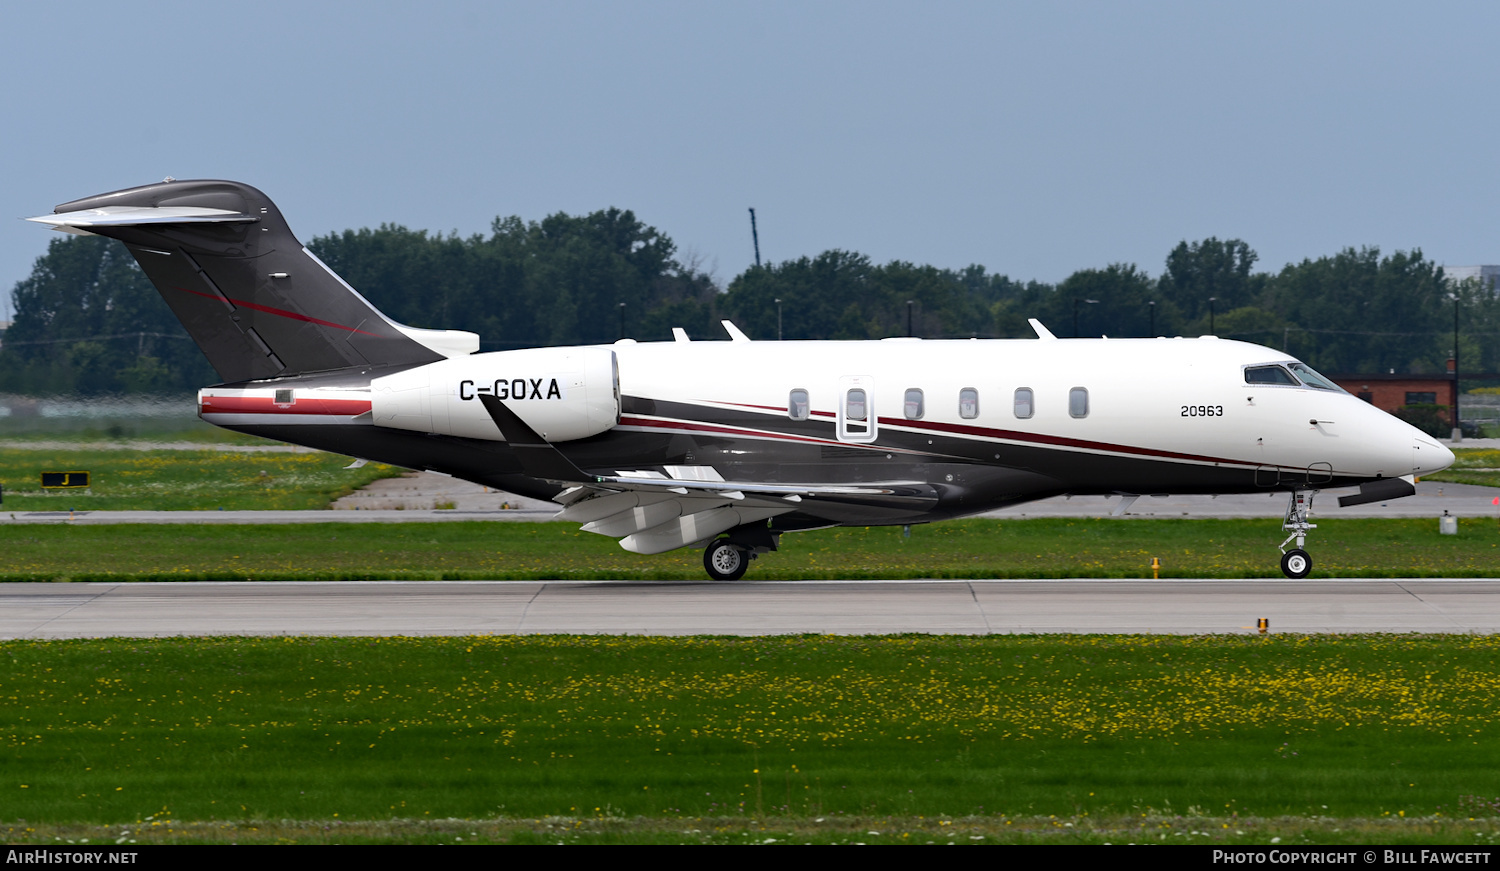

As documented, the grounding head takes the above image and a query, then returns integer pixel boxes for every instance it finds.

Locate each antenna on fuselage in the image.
[1028,318,1057,340]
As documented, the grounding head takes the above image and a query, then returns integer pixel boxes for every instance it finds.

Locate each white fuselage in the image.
[605,334,1450,485]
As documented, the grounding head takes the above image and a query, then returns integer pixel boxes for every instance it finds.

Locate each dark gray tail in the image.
[31,179,462,383]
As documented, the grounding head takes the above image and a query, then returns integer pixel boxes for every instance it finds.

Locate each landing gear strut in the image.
[1278,489,1318,579]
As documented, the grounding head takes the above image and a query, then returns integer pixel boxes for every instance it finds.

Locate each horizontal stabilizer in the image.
[1337,476,1416,508]
[28,206,255,234]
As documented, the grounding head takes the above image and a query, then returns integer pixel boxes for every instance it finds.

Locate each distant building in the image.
[1444,265,1500,292]
[1332,372,1456,421]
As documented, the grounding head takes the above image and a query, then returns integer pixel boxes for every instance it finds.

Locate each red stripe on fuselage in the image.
[875,416,1247,466]
[198,396,372,416]
[617,415,871,448]
[174,286,381,336]
[687,400,1255,467]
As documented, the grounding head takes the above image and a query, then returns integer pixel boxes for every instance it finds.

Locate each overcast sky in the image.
[5,1,1499,320]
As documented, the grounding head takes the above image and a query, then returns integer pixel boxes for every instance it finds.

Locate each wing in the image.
[478,394,937,554]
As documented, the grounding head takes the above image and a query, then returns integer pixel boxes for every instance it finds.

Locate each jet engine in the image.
[370,347,619,442]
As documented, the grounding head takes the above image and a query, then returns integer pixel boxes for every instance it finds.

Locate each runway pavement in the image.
[4,578,1498,638]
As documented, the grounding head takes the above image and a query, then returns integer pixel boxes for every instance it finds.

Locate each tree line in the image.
[4,213,1499,396]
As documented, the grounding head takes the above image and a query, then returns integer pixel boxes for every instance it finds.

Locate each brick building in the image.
[1330,372,1456,421]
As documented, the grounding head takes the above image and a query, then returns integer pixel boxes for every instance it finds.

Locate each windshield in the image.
[1244,365,1298,385]
[1287,362,1346,392]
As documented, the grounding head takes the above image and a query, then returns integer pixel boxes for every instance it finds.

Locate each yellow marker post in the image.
[1151,557,1160,579]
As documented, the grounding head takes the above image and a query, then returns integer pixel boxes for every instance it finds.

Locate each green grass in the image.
[1,517,1497,582]
[1425,448,1500,488]
[9,814,1500,845]
[0,448,405,511]
[3,634,1500,843]
[0,416,259,443]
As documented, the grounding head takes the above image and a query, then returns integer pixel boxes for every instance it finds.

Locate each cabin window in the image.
[788,388,809,421]
[846,388,868,421]
[274,388,294,406]
[1069,387,1089,418]
[959,387,979,420]
[904,388,924,420]
[1013,387,1034,419]
[1244,365,1298,385]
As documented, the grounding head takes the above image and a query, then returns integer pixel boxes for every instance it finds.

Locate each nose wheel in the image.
[1280,548,1313,579]
[1278,490,1319,579]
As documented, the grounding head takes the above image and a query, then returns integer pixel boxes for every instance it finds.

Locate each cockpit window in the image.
[1244,365,1298,386]
[1287,362,1345,392]
[1244,362,1348,393]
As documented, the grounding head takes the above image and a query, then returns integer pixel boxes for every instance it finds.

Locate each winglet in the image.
[721,320,751,342]
[1028,318,1057,340]
[478,393,592,482]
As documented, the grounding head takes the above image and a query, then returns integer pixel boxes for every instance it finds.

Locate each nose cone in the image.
[1413,437,1455,476]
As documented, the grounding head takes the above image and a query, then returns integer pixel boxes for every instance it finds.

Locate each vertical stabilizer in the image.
[29,180,469,382]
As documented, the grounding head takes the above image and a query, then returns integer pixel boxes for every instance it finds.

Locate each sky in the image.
[4,1,1500,320]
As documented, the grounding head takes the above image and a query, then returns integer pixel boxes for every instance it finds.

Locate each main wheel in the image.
[1280,548,1313,579]
[703,539,748,581]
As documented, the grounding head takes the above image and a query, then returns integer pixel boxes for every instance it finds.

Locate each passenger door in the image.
[837,375,879,443]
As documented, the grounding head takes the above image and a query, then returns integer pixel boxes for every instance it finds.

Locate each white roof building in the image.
[1444,265,1500,292]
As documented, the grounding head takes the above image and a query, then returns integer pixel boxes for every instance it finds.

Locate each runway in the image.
[4,579,1498,638]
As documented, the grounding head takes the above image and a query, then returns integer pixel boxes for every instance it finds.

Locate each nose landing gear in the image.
[1278,489,1318,579]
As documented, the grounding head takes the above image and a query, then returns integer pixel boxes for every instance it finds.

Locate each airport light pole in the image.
[906,300,915,338]
[1454,294,1462,441]
[749,208,761,268]
[618,302,626,340]
[775,298,782,341]
[1148,300,1156,337]
[1208,297,1217,335]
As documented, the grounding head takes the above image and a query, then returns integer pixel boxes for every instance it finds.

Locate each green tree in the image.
[1451,276,1500,376]
[0,235,213,394]
[309,208,716,349]
[1057,263,1157,337]
[1159,238,1262,328]
[721,252,878,340]
[1265,247,1449,373]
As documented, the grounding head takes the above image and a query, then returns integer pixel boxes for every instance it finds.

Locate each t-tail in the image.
[28,179,477,382]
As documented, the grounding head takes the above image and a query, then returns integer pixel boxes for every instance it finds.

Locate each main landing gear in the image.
[702,523,783,581]
[703,539,749,581]
[1278,489,1318,579]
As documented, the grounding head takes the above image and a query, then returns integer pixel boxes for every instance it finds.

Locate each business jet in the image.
[29,180,1455,581]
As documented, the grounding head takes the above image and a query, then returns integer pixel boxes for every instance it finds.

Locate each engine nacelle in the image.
[370,347,619,442]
